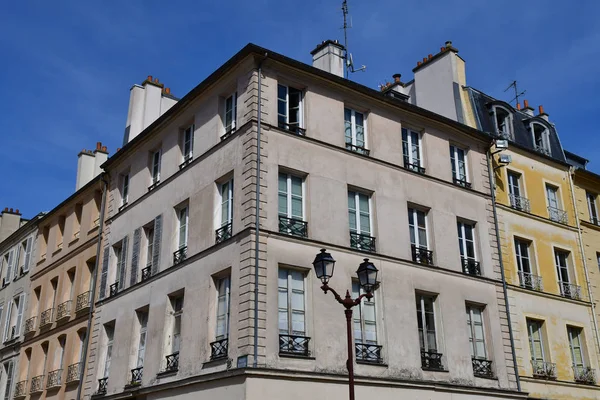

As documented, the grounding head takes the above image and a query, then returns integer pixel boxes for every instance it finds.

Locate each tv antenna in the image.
[504,80,526,106]
[342,0,366,78]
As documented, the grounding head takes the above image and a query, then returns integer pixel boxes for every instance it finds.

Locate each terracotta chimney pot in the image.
[539,105,545,114]
[392,73,401,83]
[524,99,530,108]
[516,102,521,110]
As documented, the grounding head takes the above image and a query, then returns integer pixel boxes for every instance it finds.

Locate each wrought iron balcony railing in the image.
[509,194,531,213]
[75,291,91,312]
[66,362,82,383]
[210,338,228,360]
[129,367,143,385]
[349,232,376,253]
[573,365,596,384]
[216,223,232,244]
[14,380,27,398]
[165,352,179,372]
[97,377,108,395]
[141,266,152,282]
[46,369,62,389]
[403,157,426,174]
[453,177,472,189]
[472,358,493,378]
[548,206,568,224]
[412,245,434,265]
[173,246,187,265]
[30,375,44,394]
[559,281,582,300]
[56,300,71,321]
[40,308,53,327]
[532,359,557,379]
[279,216,308,238]
[461,257,481,276]
[109,282,119,297]
[421,350,444,371]
[279,334,311,357]
[535,144,551,156]
[346,143,370,156]
[278,123,306,136]
[355,343,383,364]
[519,271,544,291]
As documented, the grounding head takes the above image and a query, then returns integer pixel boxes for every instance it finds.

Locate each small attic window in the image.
[531,123,550,156]
[492,106,512,139]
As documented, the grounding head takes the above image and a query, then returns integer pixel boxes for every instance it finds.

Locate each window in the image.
[546,184,559,209]
[150,150,161,187]
[136,311,148,368]
[3,294,24,342]
[20,237,33,274]
[458,221,479,275]
[352,281,381,363]
[344,108,368,155]
[57,216,65,248]
[450,145,469,187]
[587,192,598,225]
[178,207,188,250]
[215,277,230,341]
[73,203,82,239]
[416,294,442,370]
[171,296,183,354]
[507,171,529,212]
[102,324,114,378]
[224,93,237,134]
[402,128,424,173]
[277,84,303,134]
[348,191,375,252]
[278,269,309,356]
[278,173,306,237]
[514,238,541,290]
[2,360,13,400]
[466,306,486,359]
[493,106,512,138]
[182,125,194,162]
[216,179,234,243]
[114,239,128,291]
[3,249,14,285]
[527,319,546,363]
[532,123,550,155]
[555,250,579,299]
[120,173,130,207]
[409,207,432,264]
[546,184,567,223]
[568,326,585,368]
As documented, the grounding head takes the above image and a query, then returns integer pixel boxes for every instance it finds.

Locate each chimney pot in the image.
[165,88,171,95]
[445,40,453,48]
[440,47,445,52]
[423,57,427,63]
[538,105,545,114]
[9,208,13,212]
[117,147,121,152]
[517,102,521,110]
[428,54,433,60]
[154,78,159,83]
[417,61,422,66]
[524,99,530,108]
[3,207,7,212]
[96,142,102,150]
[101,146,107,152]
[147,75,153,82]
[15,209,19,214]
[392,73,401,83]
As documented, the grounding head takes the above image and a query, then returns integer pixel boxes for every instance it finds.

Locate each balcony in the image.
[355,343,383,364]
[165,352,179,372]
[278,216,308,238]
[349,232,376,253]
[519,271,544,291]
[75,291,91,313]
[453,177,472,189]
[141,266,152,282]
[173,246,187,265]
[532,359,557,379]
[421,350,444,371]
[56,300,72,321]
[215,223,232,244]
[403,157,426,174]
[129,367,143,386]
[279,334,311,357]
[509,194,531,213]
[30,375,44,394]
[46,369,62,389]
[548,206,568,224]
[472,358,493,378]
[14,380,27,398]
[109,282,119,297]
[66,362,82,383]
[574,365,596,384]
[461,257,481,276]
[40,308,53,327]
[24,317,35,335]
[412,245,434,265]
[346,143,370,156]
[210,338,228,360]
[278,122,306,136]
[559,281,582,300]
[97,377,108,395]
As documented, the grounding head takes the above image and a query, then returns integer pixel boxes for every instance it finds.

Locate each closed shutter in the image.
[151,215,162,275]
[14,295,24,336]
[99,247,110,299]
[118,236,128,290]
[23,237,33,273]
[3,301,12,342]
[12,246,21,279]
[130,228,141,286]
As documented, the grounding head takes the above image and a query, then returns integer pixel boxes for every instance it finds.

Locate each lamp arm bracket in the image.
[321,284,345,305]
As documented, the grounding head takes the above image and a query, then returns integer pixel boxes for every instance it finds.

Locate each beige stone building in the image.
[82,42,525,400]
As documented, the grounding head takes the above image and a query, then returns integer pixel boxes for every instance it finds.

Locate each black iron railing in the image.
[130,367,143,385]
[403,157,426,174]
[509,194,531,213]
[412,245,434,265]
[472,358,493,378]
[30,376,44,393]
[548,206,568,224]
[573,365,596,384]
[355,343,383,363]
[173,246,187,265]
[97,377,108,395]
[40,308,53,327]
[278,216,308,238]
[14,380,27,397]
[278,123,306,136]
[109,282,119,297]
[56,300,71,320]
[165,352,179,372]
[461,257,481,276]
[421,350,444,370]
[46,369,62,388]
[559,281,582,300]
[453,177,472,188]
[519,271,543,291]
[66,362,82,383]
[216,223,232,244]
[279,334,310,357]
[221,128,236,141]
[76,291,91,312]
[349,232,376,253]
[141,265,152,282]
[210,338,229,360]
[532,359,557,379]
[345,143,370,156]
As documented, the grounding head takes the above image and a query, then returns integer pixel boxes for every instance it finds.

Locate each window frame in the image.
[182,125,194,162]
[587,192,598,223]
[220,179,234,227]
[103,325,114,378]
[351,281,378,345]
[457,220,477,261]
[567,326,586,368]
[555,249,571,284]
[215,276,231,341]
[527,319,546,362]
[402,128,423,167]
[171,296,183,354]
[408,207,429,249]
[416,293,438,352]
[531,122,551,154]
[348,190,372,236]
[277,84,303,131]
[450,144,469,183]
[121,173,130,207]
[278,268,307,337]
[344,107,368,150]
[514,238,533,274]
[492,106,512,138]
[178,206,189,249]
[150,149,161,185]
[136,311,148,368]
[466,305,487,360]
[224,92,237,134]
[278,173,305,221]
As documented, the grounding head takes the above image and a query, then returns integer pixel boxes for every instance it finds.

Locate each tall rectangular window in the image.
[115,244,125,290]
[278,173,303,221]
[527,319,546,362]
[278,269,305,337]
[515,239,532,274]
[215,277,230,341]
[402,128,423,172]
[348,191,371,236]
[555,250,571,284]
[587,192,598,224]
[344,108,368,154]
[450,145,469,186]
[466,306,486,359]
[3,360,13,400]
[178,207,188,249]
[352,281,377,345]
[224,93,237,133]
[220,180,233,227]
[507,171,530,212]
[136,312,148,368]
[171,297,183,354]
[568,326,585,368]
[546,185,559,210]
[21,236,33,273]
[408,208,428,249]
[103,325,114,378]
[145,226,154,270]
[151,150,161,186]
[121,173,129,207]
[182,125,194,162]
[457,221,476,261]
[277,85,303,133]
[416,294,437,352]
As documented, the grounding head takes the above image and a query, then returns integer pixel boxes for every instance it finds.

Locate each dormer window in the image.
[492,106,512,139]
[531,123,550,156]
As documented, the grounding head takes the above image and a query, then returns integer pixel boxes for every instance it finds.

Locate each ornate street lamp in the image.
[312,249,379,400]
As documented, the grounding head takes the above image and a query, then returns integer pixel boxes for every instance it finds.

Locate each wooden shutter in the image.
[5,250,14,284]
[3,301,12,342]
[118,236,128,290]
[14,294,24,336]
[99,247,110,299]
[151,215,162,275]
[130,228,141,286]
[12,246,21,279]
[23,237,33,273]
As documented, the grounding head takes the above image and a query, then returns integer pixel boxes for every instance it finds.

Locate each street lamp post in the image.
[312,249,379,400]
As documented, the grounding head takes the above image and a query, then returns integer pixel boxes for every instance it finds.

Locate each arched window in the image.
[492,106,512,138]
[531,122,550,156]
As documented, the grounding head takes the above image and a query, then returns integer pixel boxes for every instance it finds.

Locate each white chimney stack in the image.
[75,142,109,190]
[310,40,345,78]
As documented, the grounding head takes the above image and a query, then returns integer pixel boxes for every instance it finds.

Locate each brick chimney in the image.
[0,208,24,242]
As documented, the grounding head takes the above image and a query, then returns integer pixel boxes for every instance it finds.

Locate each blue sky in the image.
[1,1,599,219]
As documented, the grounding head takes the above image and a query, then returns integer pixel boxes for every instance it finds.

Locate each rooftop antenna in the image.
[504,80,526,106]
[342,0,366,78]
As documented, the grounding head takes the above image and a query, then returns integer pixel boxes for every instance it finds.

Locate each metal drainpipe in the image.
[568,166,600,351]
[486,150,521,391]
[76,175,108,400]
[253,53,267,368]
